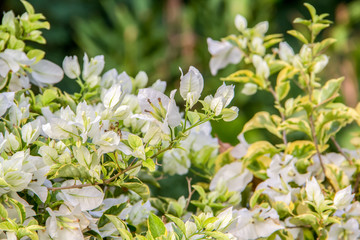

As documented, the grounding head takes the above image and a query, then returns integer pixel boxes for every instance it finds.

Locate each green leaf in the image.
[98,202,127,228]
[106,215,133,240]
[165,214,186,234]
[120,182,150,202]
[0,75,8,91]
[282,118,312,137]
[9,198,26,224]
[244,141,279,162]
[293,213,319,229]
[285,140,316,160]
[304,3,317,21]
[314,77,343,105]
[148,212,166,238]
[47,163,91,180]
[0,203,8,219]
[242,111,282,138]
[214,147,235,172]
[143,158,155,172]
[27,49,45,63]
[287,30,308,44]
[0,219,17,231]
[128,134,143,149]
[249,189,264,208]
[21,0,35,14]
[203,231,230,240]
[41,89,59,106]
[276,67,292,101]
[313,38,337,55]
[187,111,200,125]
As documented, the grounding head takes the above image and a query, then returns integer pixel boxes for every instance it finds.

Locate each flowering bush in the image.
[1,1,360,239]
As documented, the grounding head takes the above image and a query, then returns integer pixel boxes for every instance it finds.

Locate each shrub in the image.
[0,1,359,239]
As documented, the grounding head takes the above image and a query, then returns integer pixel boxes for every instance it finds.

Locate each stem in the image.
[307,82,336,191]
[268,85,288,145]
[185,177,195,210]
[330,136,353,165]
[48,162,142,191]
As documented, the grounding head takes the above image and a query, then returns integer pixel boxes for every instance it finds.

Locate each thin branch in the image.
[185,177,196,210]
[307,83,336,191]
[268,85,288,145]
[354,173,360,194]
[48,162,143,191]
[330,136,353,165]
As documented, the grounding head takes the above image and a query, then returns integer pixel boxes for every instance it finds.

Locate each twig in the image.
[185,177,195,210]
[268,85,288,145]
[354,173,360,194]
[48,162,142,191]
[330,136,353,165]
[307,84,336,191]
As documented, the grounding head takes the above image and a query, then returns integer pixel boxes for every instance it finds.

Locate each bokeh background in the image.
[2,0,360,146]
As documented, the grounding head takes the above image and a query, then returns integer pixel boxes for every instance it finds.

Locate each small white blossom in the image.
[235,14,247,32]
[62,56,80,79]
[306,177,324,208]
[82,53,104,80]
[334,185,354,210]
[179,66,204,108]
[207,38,242,75]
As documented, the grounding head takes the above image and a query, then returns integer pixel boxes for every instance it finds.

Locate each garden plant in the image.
[1,1,360,239]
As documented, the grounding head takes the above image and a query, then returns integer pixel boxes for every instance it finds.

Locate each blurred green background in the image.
[2,0,360,145]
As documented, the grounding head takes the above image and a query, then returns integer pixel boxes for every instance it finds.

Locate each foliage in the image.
[1,1,360,240]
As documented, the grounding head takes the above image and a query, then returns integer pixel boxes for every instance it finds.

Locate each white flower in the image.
[313,55,329,73]
[241,82,257,95]
[0,92,14,116]
[62,56,80,79]
[252,54,270,79]
[207,38,242,75]
[163,149,190,175]
[42,118,78,140]
[305,177,324,207]
[151,79,167,93]
[229,207,284,239]
[82,53,104,80]
[92,130,120,154]
[58,180,104,211]
[253,21,269,36]
[45,204,92,240]
[334,185,354,210]
[134,71,148,88]
[0,49,32,77]
[179,66,204,108]
[256,175,294,205]
[267,154,310,186]
[117,71,132,94]
[251,37,265,55]
[101,84,123,109]
[235,14,247,32]
[210,162,252,192]
[328,218,360,240]
[136,88,181,132]
[278,42,294,62]
[29,59,64,87]
[0,152,32,195]
[221,106,239,122]
[21,118,41,145]
[214,83,235,108]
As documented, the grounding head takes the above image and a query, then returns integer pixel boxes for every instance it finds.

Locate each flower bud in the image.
[62,56,80,79]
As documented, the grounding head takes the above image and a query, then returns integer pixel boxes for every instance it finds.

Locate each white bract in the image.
[62,55,80,79]
[207,38,242,75]
[179,66,204,108]
[29,59,64,87]
[235,14,247,32]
